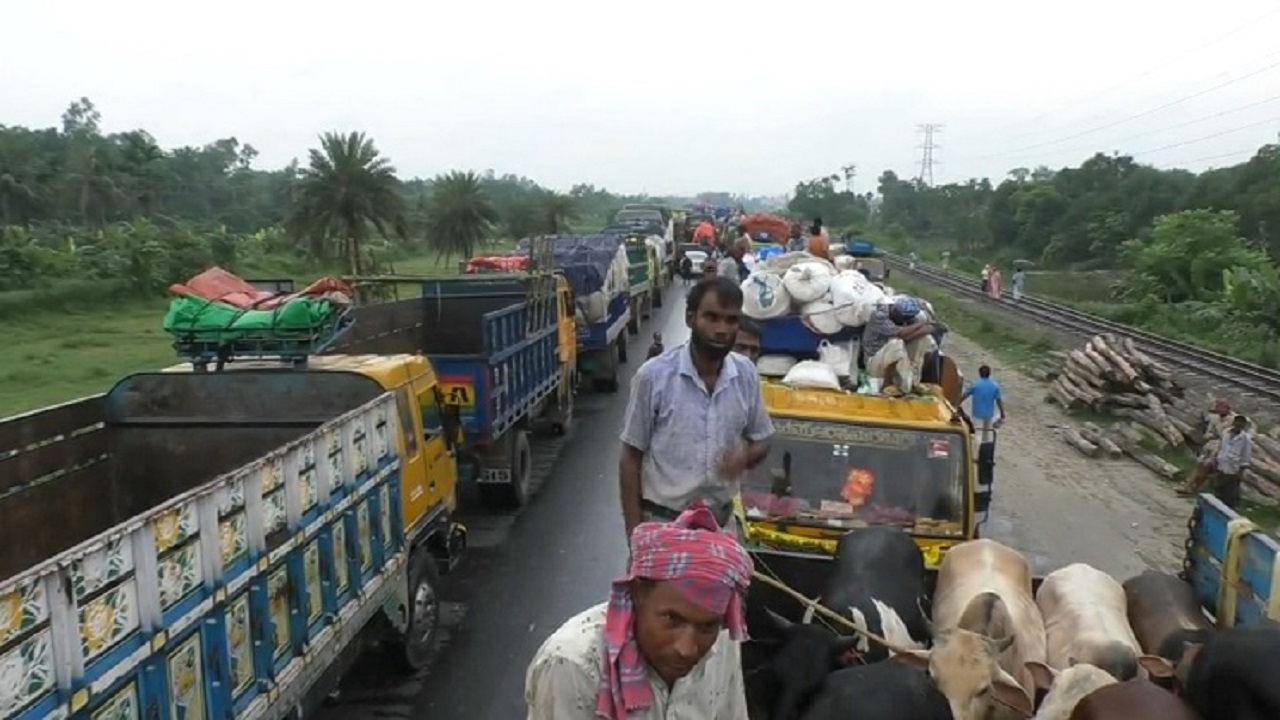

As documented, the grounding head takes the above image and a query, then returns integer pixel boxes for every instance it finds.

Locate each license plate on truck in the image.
[479,468,513,484]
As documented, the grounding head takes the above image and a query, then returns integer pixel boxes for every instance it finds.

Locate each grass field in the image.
[0,250,493,417]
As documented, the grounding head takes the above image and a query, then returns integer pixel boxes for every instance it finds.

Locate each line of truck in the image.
[0,218,676,720]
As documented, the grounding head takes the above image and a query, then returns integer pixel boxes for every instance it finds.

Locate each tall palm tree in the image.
[540,191,578,233]
[287,131,407,275]
[424,171,499,262]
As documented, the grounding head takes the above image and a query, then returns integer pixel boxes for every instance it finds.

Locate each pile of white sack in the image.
[739,251,887,335]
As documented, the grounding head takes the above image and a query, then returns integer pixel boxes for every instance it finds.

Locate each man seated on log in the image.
[524,506,753,719]
[860,296,937,395]
[1177,398,1237,495]
[1178,409,1253,508]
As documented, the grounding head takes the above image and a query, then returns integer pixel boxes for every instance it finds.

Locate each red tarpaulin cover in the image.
[168,267,353,310]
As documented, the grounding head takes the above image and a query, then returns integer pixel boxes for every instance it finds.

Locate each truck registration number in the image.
[478,468,512,484]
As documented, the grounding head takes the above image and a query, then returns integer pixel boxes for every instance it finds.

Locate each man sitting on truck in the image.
[733,317,762,365]
[618,276,775,538]
[525,506,753,720]
[860,296,937,395]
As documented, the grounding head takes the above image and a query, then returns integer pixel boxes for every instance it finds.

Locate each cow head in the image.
[893,628,1033,720]
[1133,642,1200,692]
[760,608,862,720]
[1025,660,1117,718]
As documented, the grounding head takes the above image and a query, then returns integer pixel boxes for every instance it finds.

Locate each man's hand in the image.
[717,449,751,479]
[994,416,1006,429]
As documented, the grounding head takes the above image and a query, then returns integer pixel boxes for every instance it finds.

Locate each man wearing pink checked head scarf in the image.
[525,505,754,719]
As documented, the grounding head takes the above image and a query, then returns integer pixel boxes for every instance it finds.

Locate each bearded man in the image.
[524,506,753,719]
[618,276,774,539]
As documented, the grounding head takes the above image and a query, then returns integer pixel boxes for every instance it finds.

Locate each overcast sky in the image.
[4,0,1279,196]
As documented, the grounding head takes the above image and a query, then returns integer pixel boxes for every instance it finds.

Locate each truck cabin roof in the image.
[760,380,959,430]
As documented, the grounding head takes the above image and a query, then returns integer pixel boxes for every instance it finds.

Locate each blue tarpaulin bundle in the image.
[516,234,624,296]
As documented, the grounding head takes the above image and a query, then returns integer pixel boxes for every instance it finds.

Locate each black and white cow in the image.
[753,527,932,720]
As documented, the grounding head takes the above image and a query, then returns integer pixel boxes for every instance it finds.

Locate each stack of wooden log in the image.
[1035,333,1280,505]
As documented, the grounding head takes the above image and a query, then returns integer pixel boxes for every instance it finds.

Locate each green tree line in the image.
[1,97,779,299]
[788,144,1280,366]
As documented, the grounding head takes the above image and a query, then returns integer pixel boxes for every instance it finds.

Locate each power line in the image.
[963,93,1280,165]
[948,53,1280,168]
[916,124,942,186]
[1131,117,1277,156]
[966,7,1280,145]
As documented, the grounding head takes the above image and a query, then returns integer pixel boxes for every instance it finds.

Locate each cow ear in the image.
[1024,661,1058,690]
[1137,654,1176,679]
[993,669,1034,718]
[764,608,792,631]
[987,634,1016,654]
[891,648,931,670]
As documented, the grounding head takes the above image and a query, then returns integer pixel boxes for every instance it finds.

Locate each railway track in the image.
[882,254,1280,405]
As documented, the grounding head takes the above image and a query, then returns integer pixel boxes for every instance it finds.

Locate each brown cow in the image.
[896,539,1044,720]
[1121,571,1212,666]
[1067,678,1197,720]
[1025,661,1116,720]
[1037,563,1157,680]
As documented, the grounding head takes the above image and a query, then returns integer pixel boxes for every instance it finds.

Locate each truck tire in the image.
[478,430,533,508]
[653,286,664,308]
[628,300,641,335]
[389,549,441,672]
[617,335,628,364]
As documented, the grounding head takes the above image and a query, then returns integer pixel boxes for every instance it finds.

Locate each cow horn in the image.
[765,608,793,630]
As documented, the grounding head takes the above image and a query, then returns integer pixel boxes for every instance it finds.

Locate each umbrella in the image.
[1013,259,1036,269]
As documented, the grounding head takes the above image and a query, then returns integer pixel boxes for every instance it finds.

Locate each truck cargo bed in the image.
[0,370,387,579]
[0,391,405,720]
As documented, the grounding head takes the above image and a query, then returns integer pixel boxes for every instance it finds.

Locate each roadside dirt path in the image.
[942,331,1193,579]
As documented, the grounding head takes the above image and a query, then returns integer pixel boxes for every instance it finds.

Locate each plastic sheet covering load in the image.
[739,212,791,244]
[169,265,353,309]
[518,234,627,323]
[163,267,353,357]
[466,255,530,274]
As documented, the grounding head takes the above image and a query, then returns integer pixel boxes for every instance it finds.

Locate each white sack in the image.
[741,272,792,319]
[782,360,842,391]
[782,261,835,303]
[800,297,843,335]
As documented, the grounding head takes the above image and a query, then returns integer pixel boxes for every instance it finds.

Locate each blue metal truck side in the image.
[576,294,631,393]
[419,276,564,508]
[1185,493,1280,627]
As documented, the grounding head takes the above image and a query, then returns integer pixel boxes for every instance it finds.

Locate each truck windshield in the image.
[740,417,968,537]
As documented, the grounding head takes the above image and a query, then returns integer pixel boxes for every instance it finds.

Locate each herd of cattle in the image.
[744,528,1280,720]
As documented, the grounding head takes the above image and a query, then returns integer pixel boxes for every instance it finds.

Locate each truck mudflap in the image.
[0,395,410,720]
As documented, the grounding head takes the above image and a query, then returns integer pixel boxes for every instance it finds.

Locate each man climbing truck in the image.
[0,349,467,720]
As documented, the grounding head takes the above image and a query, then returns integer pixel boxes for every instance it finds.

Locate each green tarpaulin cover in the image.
[164,295,338,340]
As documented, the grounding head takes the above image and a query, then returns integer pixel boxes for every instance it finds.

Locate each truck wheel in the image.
[550,388,573,436]
[389,549,441,672]
[479,430,533,508]
[653,287,664,308]
[593,344,621,393]
[617,336,628,364]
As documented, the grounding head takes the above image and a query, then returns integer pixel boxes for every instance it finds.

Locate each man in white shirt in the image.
[525,506,753,720]
[1205,414,1253,509]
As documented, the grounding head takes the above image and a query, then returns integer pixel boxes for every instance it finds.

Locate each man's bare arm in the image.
[744,439,770,470]
[620,444,646,542]
[898,322,935,341]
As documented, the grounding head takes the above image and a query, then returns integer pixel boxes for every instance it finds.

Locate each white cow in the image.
[1024,661,1117,720]
[1036,563,1155,680]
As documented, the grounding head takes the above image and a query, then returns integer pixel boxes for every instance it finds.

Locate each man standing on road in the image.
[961,365,1006,444]
[525,506,753,720]
[619,277,774,539]
[733,317,762,365]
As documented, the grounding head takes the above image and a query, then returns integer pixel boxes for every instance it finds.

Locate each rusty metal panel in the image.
[0,462,116,579]
[0,395,105,455]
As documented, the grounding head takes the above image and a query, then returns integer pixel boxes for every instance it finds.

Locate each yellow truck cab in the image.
[736,380,977,570]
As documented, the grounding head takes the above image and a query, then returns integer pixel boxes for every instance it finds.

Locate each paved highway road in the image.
[316,287,684,720]
[314,282,1184,719]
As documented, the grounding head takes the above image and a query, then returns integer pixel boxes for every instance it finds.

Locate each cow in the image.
[1024,661,1117,720]
[895,538,1045,720]
[1169,625,1280,720]
[1036,564,1151,680]
[752,527,931,720]
[1067,678,1196,720]
[796,660,952,720]
[1121,571,1213,666]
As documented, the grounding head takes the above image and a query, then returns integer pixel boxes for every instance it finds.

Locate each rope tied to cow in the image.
[751,570,916,657]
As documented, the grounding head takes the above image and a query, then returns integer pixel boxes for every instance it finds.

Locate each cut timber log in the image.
[1242,469,1280,503]
[1089,335,1139,383]
[1063,427,1100,458]
[1113,407,1182,447]
[1079,422,1124,459]
[1049,379,1087,410]
[1124,445,1181,481]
